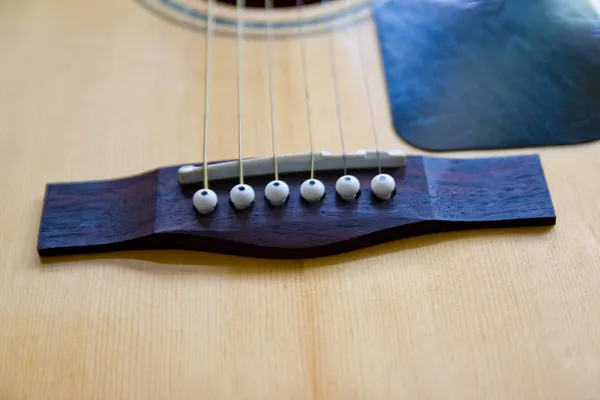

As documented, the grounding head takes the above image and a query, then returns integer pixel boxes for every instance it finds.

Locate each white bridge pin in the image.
[230,184,255,210]
[193,189,218,214]
[300,179,325,203]
[265,180,290,206]
[371,174,396,200]
[336,175,360,201]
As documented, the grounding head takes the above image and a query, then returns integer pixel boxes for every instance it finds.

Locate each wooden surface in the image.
[1,0,600,398]
[37,155,556,258]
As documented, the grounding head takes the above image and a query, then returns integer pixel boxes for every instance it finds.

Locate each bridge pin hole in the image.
[336,189,361,203]
[229,198,255,212]
[300,191,326,205]
[265,194,290,209]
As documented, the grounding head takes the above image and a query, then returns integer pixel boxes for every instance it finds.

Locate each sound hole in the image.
[215,0,327,8]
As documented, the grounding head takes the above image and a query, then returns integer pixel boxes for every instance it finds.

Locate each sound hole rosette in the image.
[136,0,390,35]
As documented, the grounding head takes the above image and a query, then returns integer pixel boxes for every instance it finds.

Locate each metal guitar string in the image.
[236,0,245,184]
[265,0,280,181]
[356,15,381,175]
[201,0,216,189]
[297,0,316,179]
[324,0,348,176]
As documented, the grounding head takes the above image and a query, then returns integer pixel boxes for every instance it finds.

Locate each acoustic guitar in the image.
[1,0,599,398]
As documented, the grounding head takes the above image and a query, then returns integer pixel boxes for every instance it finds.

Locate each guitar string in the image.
[324,0,348,176]
[296,0,316,179]
[237,0,245,184]
[202,0,216,189]
[355,15,381,175]
[265,0,280,181]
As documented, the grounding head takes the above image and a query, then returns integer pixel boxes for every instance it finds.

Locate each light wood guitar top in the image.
[1,0,599,398]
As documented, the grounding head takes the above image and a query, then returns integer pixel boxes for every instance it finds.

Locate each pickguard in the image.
[374,0,600,151]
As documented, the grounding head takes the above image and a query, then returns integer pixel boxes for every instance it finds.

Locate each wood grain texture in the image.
[38,155,556,258]
[1,0,600,399]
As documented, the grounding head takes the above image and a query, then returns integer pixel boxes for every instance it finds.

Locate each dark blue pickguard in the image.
[373,0,600,151]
